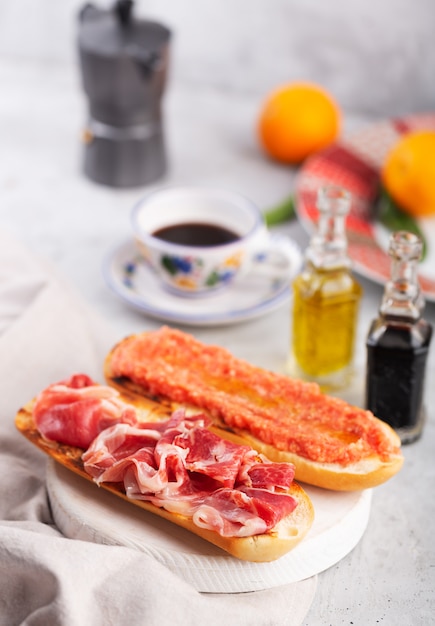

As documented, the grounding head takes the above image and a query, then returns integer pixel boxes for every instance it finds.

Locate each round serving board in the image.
[47,459,372,593]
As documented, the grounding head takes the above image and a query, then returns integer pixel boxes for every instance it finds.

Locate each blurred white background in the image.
[0,0,434,116]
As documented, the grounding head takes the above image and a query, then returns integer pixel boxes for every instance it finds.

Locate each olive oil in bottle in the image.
[289,185,362,390]
[365,231,432,444]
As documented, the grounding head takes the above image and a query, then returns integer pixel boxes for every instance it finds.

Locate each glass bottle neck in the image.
[380,231,424,321]
[306,186,351,270]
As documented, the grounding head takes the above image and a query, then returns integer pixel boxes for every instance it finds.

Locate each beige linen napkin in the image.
[0,229,317,626]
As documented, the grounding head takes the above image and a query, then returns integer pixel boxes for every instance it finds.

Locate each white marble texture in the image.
[1,1,435,624]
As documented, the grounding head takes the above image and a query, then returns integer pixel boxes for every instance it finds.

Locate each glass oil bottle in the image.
[288,185,362,391]
[365,231,432,444]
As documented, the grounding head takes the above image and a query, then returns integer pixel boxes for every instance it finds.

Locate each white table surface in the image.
[1,59,434,625]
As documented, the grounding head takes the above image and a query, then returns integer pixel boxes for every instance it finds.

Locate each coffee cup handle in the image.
[248,231,302,278]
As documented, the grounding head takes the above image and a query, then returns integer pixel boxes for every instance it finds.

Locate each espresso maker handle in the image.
[79,1,134,25]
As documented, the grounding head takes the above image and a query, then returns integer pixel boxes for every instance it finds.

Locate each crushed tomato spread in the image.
[109,327,401,465]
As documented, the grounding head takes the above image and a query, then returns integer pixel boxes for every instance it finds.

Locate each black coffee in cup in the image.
[152,223,240,247]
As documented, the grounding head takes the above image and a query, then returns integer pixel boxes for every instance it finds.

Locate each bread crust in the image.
[206,421,403,492]
[104,338,404,492]
[15,398,314,563]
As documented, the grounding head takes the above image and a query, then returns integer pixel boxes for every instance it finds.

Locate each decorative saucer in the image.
[103,237,302,326]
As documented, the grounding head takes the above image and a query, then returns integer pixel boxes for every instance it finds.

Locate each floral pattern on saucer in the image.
[159,250,243,291]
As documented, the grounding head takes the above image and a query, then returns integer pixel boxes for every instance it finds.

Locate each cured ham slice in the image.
[193,487,297,537]
[33,374,138,449]
[18,376,315,557]
[82,409,298,537]
[30,377,303,540]
[247,463,295,490]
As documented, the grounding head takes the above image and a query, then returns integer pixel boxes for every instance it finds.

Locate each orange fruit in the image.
[257,82,341,164]
[382,130,435,218]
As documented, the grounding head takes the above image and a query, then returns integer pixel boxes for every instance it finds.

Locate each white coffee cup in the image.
[131,186,298,296]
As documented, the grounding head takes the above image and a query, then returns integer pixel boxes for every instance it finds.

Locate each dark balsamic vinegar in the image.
[365,320,432,438]
[364,231,432,444]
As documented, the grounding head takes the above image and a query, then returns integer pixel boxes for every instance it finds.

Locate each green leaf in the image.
[161,255,178,275]
[205,271,220,286]
[264,195,296,227]
[376,187,427,260]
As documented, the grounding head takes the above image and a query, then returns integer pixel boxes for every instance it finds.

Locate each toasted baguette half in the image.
[104,329,404,492]
[15,397,314,563]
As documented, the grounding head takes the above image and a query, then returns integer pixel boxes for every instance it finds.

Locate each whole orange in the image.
[382,130,435,218]
[257,82,341,164]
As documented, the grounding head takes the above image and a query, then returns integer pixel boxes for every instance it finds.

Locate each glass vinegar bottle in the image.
[289,185,362,391]
[365,231,432,444]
